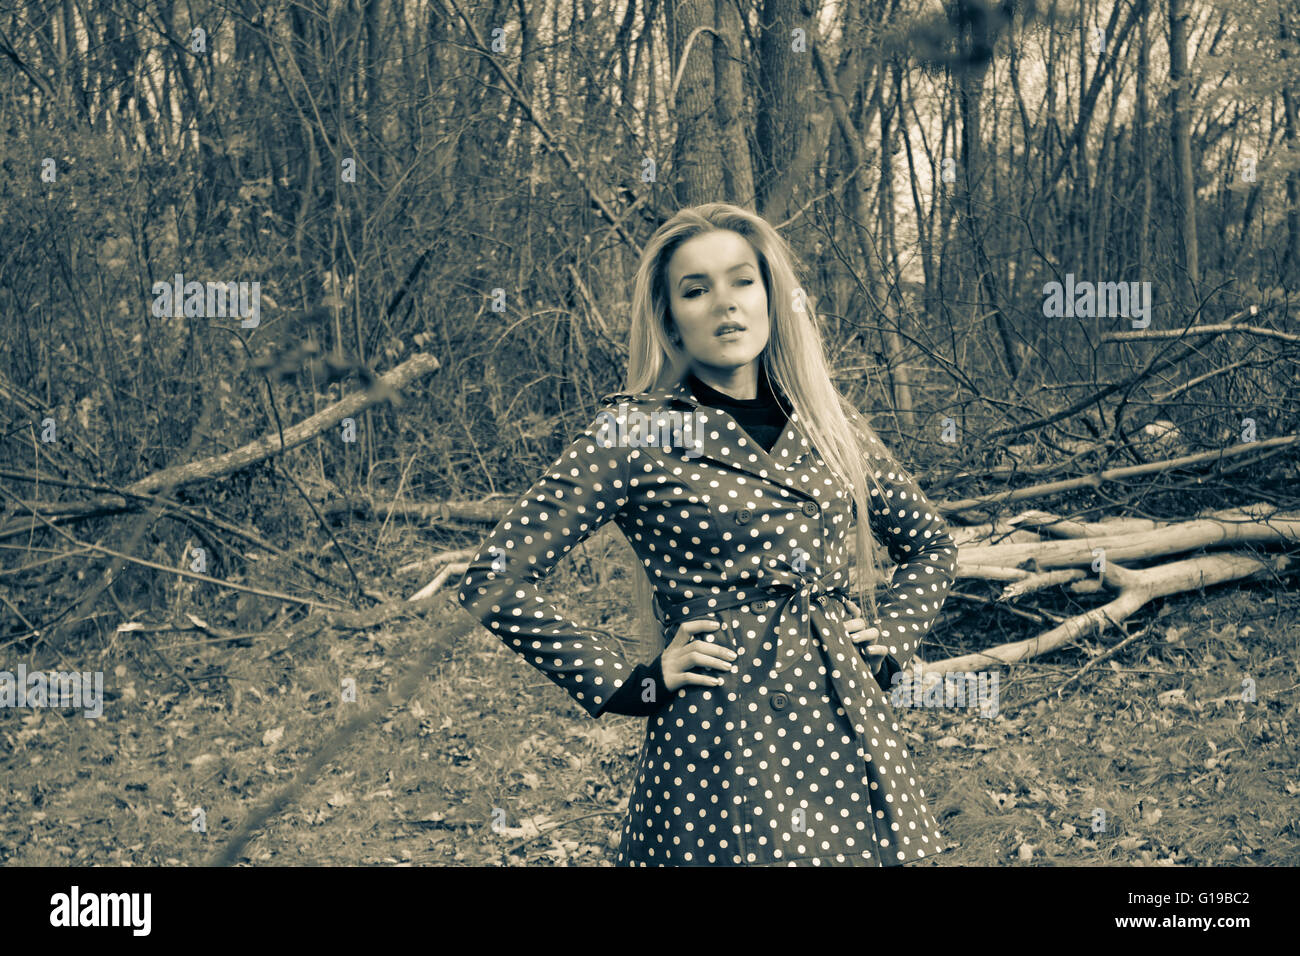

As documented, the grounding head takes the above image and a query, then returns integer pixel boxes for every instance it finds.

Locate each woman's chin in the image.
[695,345,763,368]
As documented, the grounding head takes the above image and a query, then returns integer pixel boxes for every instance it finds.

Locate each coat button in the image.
[802,501,820,517]
[749,599,770,613]
[736,509,752,524]
[770,692,789,711]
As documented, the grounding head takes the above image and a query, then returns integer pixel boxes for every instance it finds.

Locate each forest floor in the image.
[4,531,1299,867]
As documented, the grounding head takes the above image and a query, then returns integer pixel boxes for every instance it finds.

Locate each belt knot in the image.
[653,570,853,629]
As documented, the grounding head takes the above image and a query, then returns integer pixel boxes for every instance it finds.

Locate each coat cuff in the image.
[872,651,905,694]
[595,653,675,717]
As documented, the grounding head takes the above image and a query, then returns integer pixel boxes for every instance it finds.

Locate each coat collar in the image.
[601,372,814,482]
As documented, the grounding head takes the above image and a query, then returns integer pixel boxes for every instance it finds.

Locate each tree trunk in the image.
[1169,0,1200,308]
[713,0,755,204]
[755,0,813,221]
[667,0,727,206]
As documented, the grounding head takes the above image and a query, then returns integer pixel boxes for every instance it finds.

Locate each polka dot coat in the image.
[457,375,959,866]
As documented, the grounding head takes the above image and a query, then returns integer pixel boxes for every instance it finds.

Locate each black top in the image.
[684,369,790,452]
[601,367,791,717]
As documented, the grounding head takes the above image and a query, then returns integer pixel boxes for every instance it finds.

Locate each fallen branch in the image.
[0,479,346,617]
[955,504,1300,570]
[0,354,442,535]
[1102,323,1300,344]
[1001,568,1088,598]
[0,469,354,594]
[320,496,511,525]
[409,562,469,601]
[956,564,1033,582]
[127,352,440,497]
[938,436,1298,513]
[924,550,1292,674]
[1003,509,1163,538]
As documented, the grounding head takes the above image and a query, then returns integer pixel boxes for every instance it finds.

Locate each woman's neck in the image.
[687,362,763,401]
[687,371,777,409]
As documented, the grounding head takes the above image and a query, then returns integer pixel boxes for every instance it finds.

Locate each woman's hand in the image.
[661,619,737,692]
[842,599,888,675]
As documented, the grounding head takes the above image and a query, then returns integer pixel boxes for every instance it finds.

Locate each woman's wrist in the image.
[600,652,674,716]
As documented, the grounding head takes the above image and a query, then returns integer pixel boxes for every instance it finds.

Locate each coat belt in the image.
[654,571,873,683]
[653,570,855,635]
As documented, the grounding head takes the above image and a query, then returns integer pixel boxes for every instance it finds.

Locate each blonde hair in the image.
[619,202,895,661]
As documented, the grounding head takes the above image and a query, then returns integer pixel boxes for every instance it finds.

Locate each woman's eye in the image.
[685,279,751,297]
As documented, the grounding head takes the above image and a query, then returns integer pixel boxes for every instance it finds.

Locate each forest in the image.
[0,0,1297,866]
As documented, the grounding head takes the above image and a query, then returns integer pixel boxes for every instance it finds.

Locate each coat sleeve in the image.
[848,418,959,678]
[455,406,638,719]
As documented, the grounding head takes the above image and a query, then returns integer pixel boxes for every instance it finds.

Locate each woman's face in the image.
[664,229,770,376]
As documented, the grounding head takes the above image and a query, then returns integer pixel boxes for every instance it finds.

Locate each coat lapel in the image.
[658,374,813,481]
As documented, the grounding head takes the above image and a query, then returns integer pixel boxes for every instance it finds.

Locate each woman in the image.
[457,203,959,866]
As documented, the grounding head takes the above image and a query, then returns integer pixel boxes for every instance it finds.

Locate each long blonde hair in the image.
[621,202,895,661]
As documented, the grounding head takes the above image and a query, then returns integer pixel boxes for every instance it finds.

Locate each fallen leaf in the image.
[988,790,1017,810]
[496,814,555,839]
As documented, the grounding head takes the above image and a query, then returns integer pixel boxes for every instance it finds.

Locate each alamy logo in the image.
[151,273,260,327]
[890,670,999,718]
[1042,273,1152,327]
[593,403,706,459]
[49,886,151,936]
[0,664,103,718]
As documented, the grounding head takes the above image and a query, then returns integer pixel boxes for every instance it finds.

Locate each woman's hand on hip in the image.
[661,619,737,692]
[842,599,887,675]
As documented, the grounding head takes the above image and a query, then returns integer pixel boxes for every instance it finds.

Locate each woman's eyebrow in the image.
[677,262,756,286]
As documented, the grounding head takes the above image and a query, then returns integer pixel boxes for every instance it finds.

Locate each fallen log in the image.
[1000,568,1089,598]
[924,550,1293,674]
[1003,509,1163,538]
[955,504,1300,570]
[397,548,477,576]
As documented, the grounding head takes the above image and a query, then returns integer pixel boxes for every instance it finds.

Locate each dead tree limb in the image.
[320,496,508,524]
[940,436,1298,512]
[957,504,1300,570]
[1102,323,1300,344]
[1001,568,1089,598]
[0,354,442,533]
[925,550,1291,674]
[126,353,440,496]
